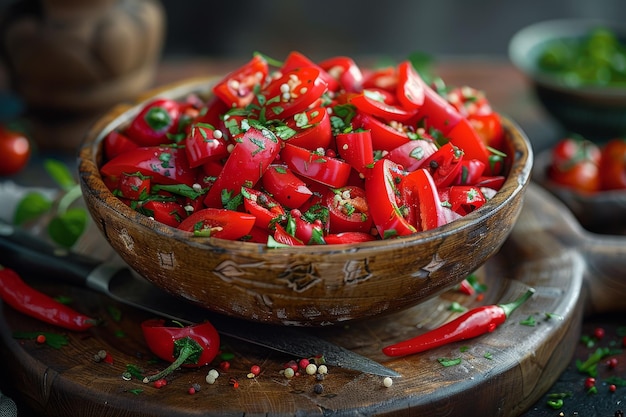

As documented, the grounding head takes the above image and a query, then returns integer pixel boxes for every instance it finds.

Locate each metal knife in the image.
[0,222,399,378]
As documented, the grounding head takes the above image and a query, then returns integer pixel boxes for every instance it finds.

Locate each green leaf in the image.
[47,208,87,248]
[438,357,462,367]
[13,192,52,225]
[44,159,76,192]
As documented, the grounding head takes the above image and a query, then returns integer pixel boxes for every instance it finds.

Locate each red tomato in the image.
[396,61,425,109]
[365,159,416,238]
[324,185,372,234]
[204,127,281,208]
[548,137,601,193]
[0,127,30,176]
[599,138,626,190]
[281,143,351,188]
[177,208,255,240]
[212,54,268,108]
[125,98,182,146]
[261,164,312,209]
[260,67,328,120]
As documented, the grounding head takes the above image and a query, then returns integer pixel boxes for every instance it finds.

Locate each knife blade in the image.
[0,222,400,378]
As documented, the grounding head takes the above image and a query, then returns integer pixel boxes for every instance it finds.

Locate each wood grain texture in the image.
[3,184,624,416]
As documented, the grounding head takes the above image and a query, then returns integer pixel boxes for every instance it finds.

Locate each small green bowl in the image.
[509,19,626,140]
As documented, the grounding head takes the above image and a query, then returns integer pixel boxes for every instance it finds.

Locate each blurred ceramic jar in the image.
[0,0,165,149]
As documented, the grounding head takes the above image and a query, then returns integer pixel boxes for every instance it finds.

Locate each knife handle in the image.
[0,222,99,286]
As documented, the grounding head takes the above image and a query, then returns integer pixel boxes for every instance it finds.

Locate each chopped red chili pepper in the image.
[0,265,96,331]
[382,288,535,356]
[141,318,220,383]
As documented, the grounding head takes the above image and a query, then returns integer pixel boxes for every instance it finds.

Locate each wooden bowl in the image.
[77,78,533,326]
[508,19,626,140]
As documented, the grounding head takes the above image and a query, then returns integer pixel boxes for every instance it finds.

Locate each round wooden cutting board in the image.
[1,184,625,417]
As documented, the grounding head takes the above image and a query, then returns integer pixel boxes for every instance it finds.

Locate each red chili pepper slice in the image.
[281,143,351,188]
[382,288,535,356]
[177,208,255,240]
[401,168,447,231]
[0,265,96,331]
[318,55,364,93]
[101,146,196,186]
[260,67,328,120]
[282,51,340,93]
[261,164,313,209]
[335,130,374,177]
[203,127,281,208]
[212,54,269,108]
[141,318,220,383]
[352,112,410,151]
[242,187,286,230]
[140,200,187,227]
[446,118,491,171]
[396,61,425,109]
[365,159,416,238]
[323,231,377,244]
[184,122,229,168]
[421,142,464,188]
[384,137,438,172]
[285,107,332,151]
[350,91,418,123]
[324,185,372,234]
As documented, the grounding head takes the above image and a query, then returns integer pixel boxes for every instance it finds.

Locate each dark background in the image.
[159,0,625,61]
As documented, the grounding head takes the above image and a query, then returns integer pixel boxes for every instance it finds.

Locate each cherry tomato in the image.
[365,159,416,238]
[204,127,281,208]
[0,126,30,176]
[599,138,626,190]
[212,54,268,108]
[548,137,600,193]
[324,185,372,234]
[177,208,255,240]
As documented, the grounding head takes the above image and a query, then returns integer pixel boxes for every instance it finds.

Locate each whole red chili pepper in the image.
[0,265,96,331]
[125,98,182,146]
[141,318,220,383]
[382,288,535,357]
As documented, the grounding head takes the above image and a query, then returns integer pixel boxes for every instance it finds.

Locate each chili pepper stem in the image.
[143,343,197,384]
[499,288,535,318]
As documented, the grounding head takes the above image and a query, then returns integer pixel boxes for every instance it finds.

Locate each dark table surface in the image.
[1,56,624,417]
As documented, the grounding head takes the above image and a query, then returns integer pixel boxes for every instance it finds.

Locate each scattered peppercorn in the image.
[610,384,617,393]
[36,334,46,344]
[584,377,596,390]
[283,367,295,379]
[229,377,239,388]
[313,383,324,394]
[250,364,261,376]
[220,361,230,371]
[607,357,618,369]
[153,378,167,389]
[594,327,605,340]
[383,377,393,388]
